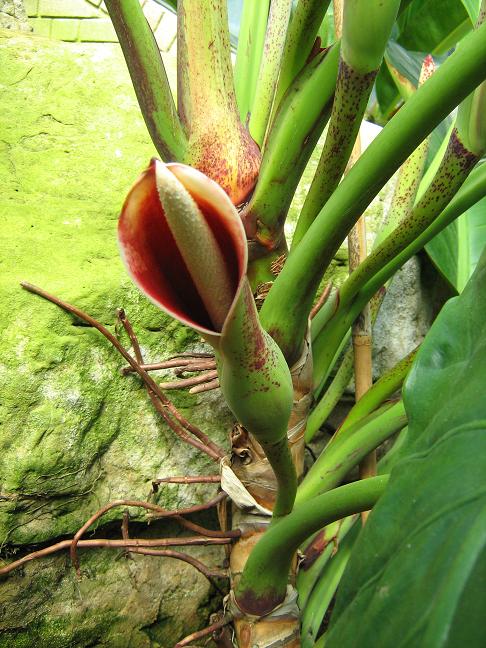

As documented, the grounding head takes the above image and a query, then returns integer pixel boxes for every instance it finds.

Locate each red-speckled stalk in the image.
[177,0,261,205]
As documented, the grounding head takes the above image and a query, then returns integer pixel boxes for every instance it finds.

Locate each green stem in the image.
[235,475,389,615]
[242,43,340,247]
[291,58,377,248]
[305,345,354,442]
[341,129,479,304]
[312,287,384,400]
[272,0,332,112]
[357,160,486,307]
[248,0,293,147]
[297,401,406,503]
[104,0,187,161]
[260,22,486,364]
[312,161,486,386]
[234,0,270,123]
[336,347,417,436]
[296,515,355,610]
[300,522,359,648]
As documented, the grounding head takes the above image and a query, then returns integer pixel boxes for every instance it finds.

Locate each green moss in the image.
[0,32,231,548]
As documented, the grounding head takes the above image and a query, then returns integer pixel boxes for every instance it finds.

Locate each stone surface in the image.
[25,0,178,50]
[0,30,229,644]
[0,520,223,648]
[0,0,31,30]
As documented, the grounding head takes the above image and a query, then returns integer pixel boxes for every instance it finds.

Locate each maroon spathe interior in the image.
[118,163,242,332]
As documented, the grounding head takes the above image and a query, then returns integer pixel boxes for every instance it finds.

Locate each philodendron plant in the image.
[6,0,486,646]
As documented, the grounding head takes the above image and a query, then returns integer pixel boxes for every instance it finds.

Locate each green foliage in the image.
[325,247,486,647]
[427,195,486,291]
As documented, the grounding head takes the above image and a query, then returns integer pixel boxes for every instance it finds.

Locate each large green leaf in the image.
[397,0,473,54]
[460,0,482,22]
[426,197,486,292]
[325,247,486,648]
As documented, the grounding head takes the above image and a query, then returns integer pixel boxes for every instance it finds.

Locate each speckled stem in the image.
[249,0,293,146]
[342,129,479,304]
[104,0,187,161]
[292,60,376,249]
[242,43,340,252]
[177,0,261,204]
[375,56,435,246]
[312,129,480,384]
[259,22,486,366]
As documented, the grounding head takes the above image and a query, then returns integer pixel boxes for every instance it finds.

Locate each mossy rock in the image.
[0,30,229,645]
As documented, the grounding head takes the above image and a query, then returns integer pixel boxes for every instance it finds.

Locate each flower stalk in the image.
[118,160,297,517]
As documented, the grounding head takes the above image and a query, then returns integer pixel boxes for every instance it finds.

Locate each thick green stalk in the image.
[313,159,486,385]
[273,0,332,111]
[248,0,293,146]
[341,0,401,74]
[177,0,260,204]
[305,345,354,442]
[296,515,356,610]
[235,476,389,615]
[242,43,340,247]
[104,0,187,161]
[338,129,480,311]
[292,0,401,249]
[218,281,297,517]
[297,401,406,503]
[300,522,359,648]
[234,0,270,122]
[260,22,486,364]
[336,348,417,436]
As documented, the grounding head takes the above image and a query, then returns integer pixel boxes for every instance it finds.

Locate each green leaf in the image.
[326,247,486,648]
[460,0,482,22]
[426,196,486,291]
[397,0,473,54]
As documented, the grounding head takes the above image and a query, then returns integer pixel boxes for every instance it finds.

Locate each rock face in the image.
[0,31,230,646]
[0,0,30,31]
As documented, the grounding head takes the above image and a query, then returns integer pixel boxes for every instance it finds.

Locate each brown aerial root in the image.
[1,497,239,584]
[121,354,216,376]
[69,497,236,576]
[120,349,220,393]
[0,536,232,577]
[152,475,221,489]
[174,614,232,648]
[147,491,229,520]
[310,281,333,319]
[20,283,225,461]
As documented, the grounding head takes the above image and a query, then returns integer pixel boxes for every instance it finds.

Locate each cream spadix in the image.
[118,159,247,338]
